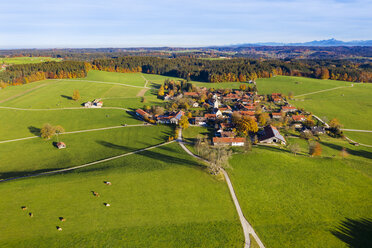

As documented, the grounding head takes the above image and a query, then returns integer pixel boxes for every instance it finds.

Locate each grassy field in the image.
[0,125,172,179]
[256,76,351,96]
[227,142,372,248]
[290,83,372,130]
[0,143,242,247]
[343,131,372,146]
[0,57,62,65]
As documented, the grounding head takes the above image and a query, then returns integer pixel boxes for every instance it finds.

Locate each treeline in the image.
[92,57,372,83]
[0,61,91,86]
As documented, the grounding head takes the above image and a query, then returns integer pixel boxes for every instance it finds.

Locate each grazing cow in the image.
[104,181,112,185]
[92,191,100,197]
[29,213,33,217]
[21,206,27,210]
[59,217,66,222]
[104,203,110,207]
[57,226,62,231]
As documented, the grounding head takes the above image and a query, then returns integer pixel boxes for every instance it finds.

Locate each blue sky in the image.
[0,0,371,48]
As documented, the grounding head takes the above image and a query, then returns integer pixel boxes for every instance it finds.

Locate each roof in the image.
[136,109,148,116]
[272,113,282,116]
[174,111,185,120]
[238,111,255,116]
[184,92,199,97]
[213,137,245,144]
[57,142,65,146]
[259,125,286,143]
[292,115,306,121]
[282,105,297,110]
[272,93,282,96]
[204,114,216,118]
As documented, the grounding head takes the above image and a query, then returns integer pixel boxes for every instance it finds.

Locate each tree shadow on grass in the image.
[0,167,65,182]
[28,126,40,137]
[60,95,72,100]
[96,140,203,169]
[331,218,372,248]
[319,141,372,160]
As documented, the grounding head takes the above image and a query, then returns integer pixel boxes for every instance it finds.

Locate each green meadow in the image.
[0,143,242,247]
[0,57,62,65]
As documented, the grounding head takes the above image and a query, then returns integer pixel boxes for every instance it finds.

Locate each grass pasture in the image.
[0,57,62,66]
[228,144,372,248]
[0,143,242,247]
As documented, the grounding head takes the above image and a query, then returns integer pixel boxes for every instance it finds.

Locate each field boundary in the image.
[59,79,150,89]
[293,84,354,98]
[0,141,175,183]
[0,83,47,104]
[0,124,150,144]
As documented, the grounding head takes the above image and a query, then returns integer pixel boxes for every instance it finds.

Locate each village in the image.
[135,80,327,147]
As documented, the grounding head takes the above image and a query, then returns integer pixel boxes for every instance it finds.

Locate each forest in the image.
[1,56,371,87]
[91,57,372,83]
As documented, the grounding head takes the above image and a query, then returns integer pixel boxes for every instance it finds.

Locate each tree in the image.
[289,143,300,156]
[258,113,270,126]
[231,112,242,124]
[288,91,294,99]
[0,82,7,89]
[158,85,165,97]
[54,125,65,142]
[329,118,342,129]
[203,146,232,175]
[340,147,349,158]
[304,115,315,127]
[244,138,252,152]
[300,131,313,140]
[179,115,189,129]
[236,117,258,136]
[309,141,322,156]
[40,123,56,139]
[72,89,80,101]
[239,84,247,90]
[320,68,330,80]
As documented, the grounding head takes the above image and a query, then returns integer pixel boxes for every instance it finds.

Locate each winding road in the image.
[177,129,265,248]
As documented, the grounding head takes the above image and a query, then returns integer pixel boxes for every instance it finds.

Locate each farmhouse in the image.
[292,115,306,122]
[56,142,66,149]
[271,113,282,119]
[84,99,103,108]
[191,117,207,126]
[282,105,297,112]
[136,109,150,119]
[213,137,245,146]
[259,125,286,145]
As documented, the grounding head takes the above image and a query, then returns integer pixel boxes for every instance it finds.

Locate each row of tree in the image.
[91,57,372,83]
[0,61,91,86]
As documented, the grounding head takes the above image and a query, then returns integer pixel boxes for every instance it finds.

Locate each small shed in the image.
[57,142,66,149]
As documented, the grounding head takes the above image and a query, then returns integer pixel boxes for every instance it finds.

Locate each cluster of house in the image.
[136,87,326,147]
[84,99,103,108]
[136,109,185,124]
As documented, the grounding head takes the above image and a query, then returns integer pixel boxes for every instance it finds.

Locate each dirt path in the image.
[136,88,148,97]
[293,84,354,98]
[0,141,174,183]
[0,124,151,144]
[0,84,46,104]
[177,129,265,248]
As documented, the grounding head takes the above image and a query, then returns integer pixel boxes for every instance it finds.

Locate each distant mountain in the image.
[229,39,372,47]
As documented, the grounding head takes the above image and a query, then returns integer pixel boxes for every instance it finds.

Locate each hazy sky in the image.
[1,0,371,48]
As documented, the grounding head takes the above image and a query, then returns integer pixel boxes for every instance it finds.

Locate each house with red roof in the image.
[213,137,245,146]
[282,105,297,112]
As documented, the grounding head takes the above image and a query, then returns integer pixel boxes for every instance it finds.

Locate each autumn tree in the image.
[288,91,294,99]
[40,123,56,139]
[289,143,300,156]
[244,138,252,152]
[231,111,242,124]
[340,147,349,158]
[236,117,258,136]
[158,85,165,97]
[54,125,65,142]
[72,89,80,101]
[320,68,330,80]
[309,141,322,156]
[179,115,189,129]
[329,118,342,129]
[304,115,315,127]
[258,113,270,126]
